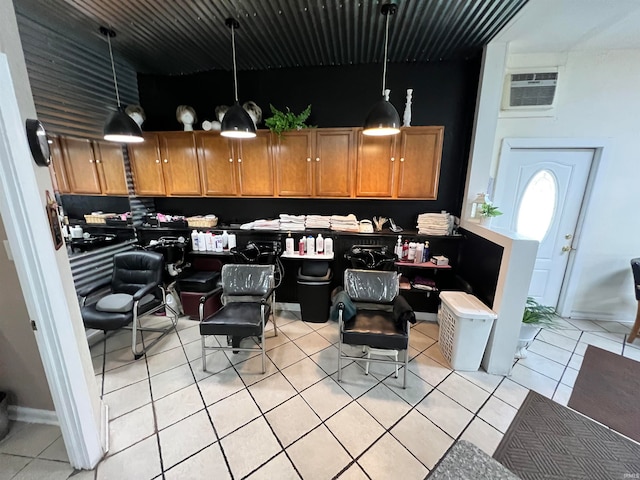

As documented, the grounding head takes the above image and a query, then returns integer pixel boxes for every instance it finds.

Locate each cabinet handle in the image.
[400,157,405,162]
[238,158,242,163]
[95,159,101,164]
[315,157,320,162]
[229,158,233,163]
[391,157,395,162]
[307,158,311,162]
[155,159,160,164]
[163,159,168,163]
[89,159,93,163]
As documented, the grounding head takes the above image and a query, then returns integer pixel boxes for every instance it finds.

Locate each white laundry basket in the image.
[438,291,497,371]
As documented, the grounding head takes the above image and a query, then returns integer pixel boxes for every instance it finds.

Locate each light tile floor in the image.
[0,311,637,479]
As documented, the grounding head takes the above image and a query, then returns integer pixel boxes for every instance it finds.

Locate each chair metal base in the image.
[129,297,179,359]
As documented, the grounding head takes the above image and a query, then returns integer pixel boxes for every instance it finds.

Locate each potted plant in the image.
[479,201,502,225]
[264,104,314,136]
[516,297,557,358]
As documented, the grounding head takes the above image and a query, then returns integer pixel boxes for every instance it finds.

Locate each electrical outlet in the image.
[3,240,13,261]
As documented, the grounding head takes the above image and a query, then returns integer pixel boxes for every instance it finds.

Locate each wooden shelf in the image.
[395,260,451,269]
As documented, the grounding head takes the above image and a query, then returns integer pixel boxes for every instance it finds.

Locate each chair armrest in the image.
[393,295,416,331]
[199,287,223,305]
[132,283,160,301]
[76,278,111,298]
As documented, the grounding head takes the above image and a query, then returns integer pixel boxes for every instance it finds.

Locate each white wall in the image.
[488,49,640,321]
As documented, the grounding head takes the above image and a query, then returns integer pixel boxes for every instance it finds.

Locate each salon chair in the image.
[199,264,276,373]
[79,251,178,359]
[337,269,415,388]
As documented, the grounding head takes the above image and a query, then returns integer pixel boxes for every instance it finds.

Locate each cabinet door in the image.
[315,128,354,197]
[355,131,396,197]
[128,134,166,195]
[196,132,238,196]
[94,141,128,195]
[48,136,70,193]
[274,131,313,196]
[159,132,201,196]
[61,137,102,194]
[396,127,444,199]
[236,131,274,196]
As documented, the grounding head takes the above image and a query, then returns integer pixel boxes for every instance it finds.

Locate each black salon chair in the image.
[337,269,416,388]
[627,258,640,343]
[78,251,179,359]
[199,264,276,373]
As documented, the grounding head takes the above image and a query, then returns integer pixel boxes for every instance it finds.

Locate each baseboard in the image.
[276,302,300,312]
[8,406,58,425]
[570,310,634,323]
[415,312,438,322]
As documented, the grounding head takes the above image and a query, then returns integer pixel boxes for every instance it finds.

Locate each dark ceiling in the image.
[14,0,527,75]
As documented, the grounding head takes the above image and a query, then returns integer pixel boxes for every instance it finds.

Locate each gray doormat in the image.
[493,390,640,480]
[568,345,640,443]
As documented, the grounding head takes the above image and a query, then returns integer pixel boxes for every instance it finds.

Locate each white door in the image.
[493,148,593,307]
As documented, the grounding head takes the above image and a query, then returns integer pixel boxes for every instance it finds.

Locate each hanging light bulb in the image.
[100,27,144,143]
[221,18,257,139]
[363,3,401,137]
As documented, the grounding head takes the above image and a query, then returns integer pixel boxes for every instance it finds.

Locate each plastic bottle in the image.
[214,235,223,252]
[285,232,294,254]
[324,237,334,256]
[198,231,207,252]
[191,230,199,251]
[402,240,409,261]
[408,241,417,261]
[299,237,306,255]
[415,242,424,264]
[228,233,237,250]
[221,230,229,248]
[205,232,214,251]
[316,234,324,254]
[423,241,430,263]
[307,235,315,255]
[395,235,403,258]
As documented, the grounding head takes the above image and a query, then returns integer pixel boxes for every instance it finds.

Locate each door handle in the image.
[561,245,576,253]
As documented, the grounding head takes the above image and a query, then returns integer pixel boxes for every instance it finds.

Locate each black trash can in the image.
[297,261,333,323]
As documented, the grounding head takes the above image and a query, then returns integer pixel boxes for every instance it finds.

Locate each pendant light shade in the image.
[221,18,256,139]
[100,27,144,143]
[363,3,401,137]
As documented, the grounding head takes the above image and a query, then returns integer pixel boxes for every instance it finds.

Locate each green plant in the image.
[479,202,503,218]
[264,104,314,136]
[522,297,557,327]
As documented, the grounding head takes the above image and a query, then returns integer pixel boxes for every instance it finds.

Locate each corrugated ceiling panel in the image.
[15,13,139,139]
[13,0,527,75]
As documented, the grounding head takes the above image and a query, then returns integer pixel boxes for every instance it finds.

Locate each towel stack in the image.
[305,215,331,229]
[330,214,360,232]
[279,214,306,231]
[252,219,280,230]
[417,212,451,235]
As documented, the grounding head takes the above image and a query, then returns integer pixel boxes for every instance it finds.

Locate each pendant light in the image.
[100,26,144,143]
[363,3,401,137]
[221,18,256,139]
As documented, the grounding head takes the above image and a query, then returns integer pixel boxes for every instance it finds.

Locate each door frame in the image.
[493,137,611,317]
[0,54,105,468]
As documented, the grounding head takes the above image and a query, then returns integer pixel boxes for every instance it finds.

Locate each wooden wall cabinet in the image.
[130,132,202,196]
[274,128,354,197]
[197,131,273,197]
[355,126,444,199]
[54,137,127,195]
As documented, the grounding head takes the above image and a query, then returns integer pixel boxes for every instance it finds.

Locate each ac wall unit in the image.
[502,70,558,111]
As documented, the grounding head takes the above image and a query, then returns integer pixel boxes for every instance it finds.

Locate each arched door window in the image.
[516,170,557,242]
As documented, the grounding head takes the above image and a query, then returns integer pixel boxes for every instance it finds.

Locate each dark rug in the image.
[493,390,640,480]
[568,344,640,443]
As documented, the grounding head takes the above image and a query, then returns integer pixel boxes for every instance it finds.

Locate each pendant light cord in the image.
[106,32,121,108]
[381,12,390,97]
[231,24,239,102]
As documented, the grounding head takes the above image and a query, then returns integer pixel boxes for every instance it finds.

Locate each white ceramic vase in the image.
[515,323,540,358]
